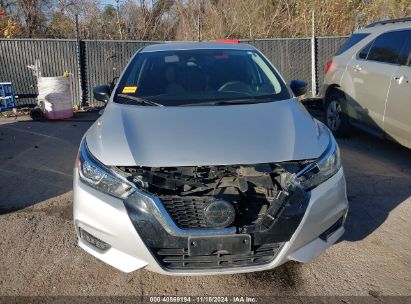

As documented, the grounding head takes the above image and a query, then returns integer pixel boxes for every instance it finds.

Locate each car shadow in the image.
[337,129,411,242]
[0,112,98,214]
[305,104,411,242]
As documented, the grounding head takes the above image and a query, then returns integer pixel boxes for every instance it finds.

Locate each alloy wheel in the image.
[326,100,343,131]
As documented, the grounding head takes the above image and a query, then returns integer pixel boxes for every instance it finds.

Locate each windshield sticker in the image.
[165,55,179,63]
[214,54,229,59]
[122,86,137,94]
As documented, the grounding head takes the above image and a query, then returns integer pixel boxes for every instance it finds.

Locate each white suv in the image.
[321,17,411,149]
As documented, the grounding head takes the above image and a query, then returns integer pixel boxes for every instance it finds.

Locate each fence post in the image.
[311,11,317,97]
[75,14,88,107]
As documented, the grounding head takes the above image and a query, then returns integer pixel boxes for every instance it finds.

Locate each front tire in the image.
[324,93,351,137]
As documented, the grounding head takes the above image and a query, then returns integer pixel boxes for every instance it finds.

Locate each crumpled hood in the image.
[86,99,329,167]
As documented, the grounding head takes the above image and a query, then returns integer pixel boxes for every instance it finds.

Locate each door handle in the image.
[352,64,362,72]
[393,76,409,84]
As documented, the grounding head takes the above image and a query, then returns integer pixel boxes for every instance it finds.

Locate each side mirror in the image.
[93,85,111,104]
[289,80,308,97]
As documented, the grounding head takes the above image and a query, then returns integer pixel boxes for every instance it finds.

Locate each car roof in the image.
[354,21,411,35]
[140,42,257,53]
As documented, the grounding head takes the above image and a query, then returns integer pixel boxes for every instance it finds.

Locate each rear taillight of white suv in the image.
[325,59,333,75]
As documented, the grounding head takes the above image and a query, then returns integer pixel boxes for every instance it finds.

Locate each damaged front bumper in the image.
[73,166,348,275]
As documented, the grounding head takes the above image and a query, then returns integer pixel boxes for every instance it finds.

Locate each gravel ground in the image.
[0,111,410,298]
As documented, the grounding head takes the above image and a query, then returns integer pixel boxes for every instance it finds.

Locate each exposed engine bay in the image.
[119,161,311,231]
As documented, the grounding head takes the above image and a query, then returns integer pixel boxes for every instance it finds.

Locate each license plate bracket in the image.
[187,234,251,256]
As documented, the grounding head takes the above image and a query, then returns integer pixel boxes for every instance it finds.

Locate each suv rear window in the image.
[335,34,369,56]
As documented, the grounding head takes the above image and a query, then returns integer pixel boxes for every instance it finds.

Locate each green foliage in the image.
[48,12,75,38]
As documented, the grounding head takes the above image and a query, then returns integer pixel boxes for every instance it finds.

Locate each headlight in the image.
[76,139,135,199]
[293,128,341,190]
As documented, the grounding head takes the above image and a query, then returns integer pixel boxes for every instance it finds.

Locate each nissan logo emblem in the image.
[204,200,236,228]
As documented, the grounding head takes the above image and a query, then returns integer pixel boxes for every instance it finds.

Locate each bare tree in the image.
[2,0,411,39]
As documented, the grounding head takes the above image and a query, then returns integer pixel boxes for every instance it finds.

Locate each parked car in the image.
[321,17,411,149]
[73,42,348,275]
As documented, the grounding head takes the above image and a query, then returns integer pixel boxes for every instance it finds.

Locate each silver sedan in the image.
[73,42,348,275]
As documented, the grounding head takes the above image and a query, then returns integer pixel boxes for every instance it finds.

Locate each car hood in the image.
[86,99,329,167]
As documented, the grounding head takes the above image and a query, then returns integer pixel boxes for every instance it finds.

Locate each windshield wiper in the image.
[182,97,275,106]
[116,94,163,107]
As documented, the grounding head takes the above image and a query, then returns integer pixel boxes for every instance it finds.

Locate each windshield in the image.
[114,48,290,106]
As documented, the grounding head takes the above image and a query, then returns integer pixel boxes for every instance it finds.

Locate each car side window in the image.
[359,42,373,59]
[399,35,411,67]
[359,30,411,64]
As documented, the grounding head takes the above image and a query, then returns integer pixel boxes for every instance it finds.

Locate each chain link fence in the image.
[0,36,347,108]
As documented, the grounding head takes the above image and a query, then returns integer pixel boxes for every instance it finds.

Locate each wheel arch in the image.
[324,85,351,114]
[323,85,352,137]
[324,85,344,102]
